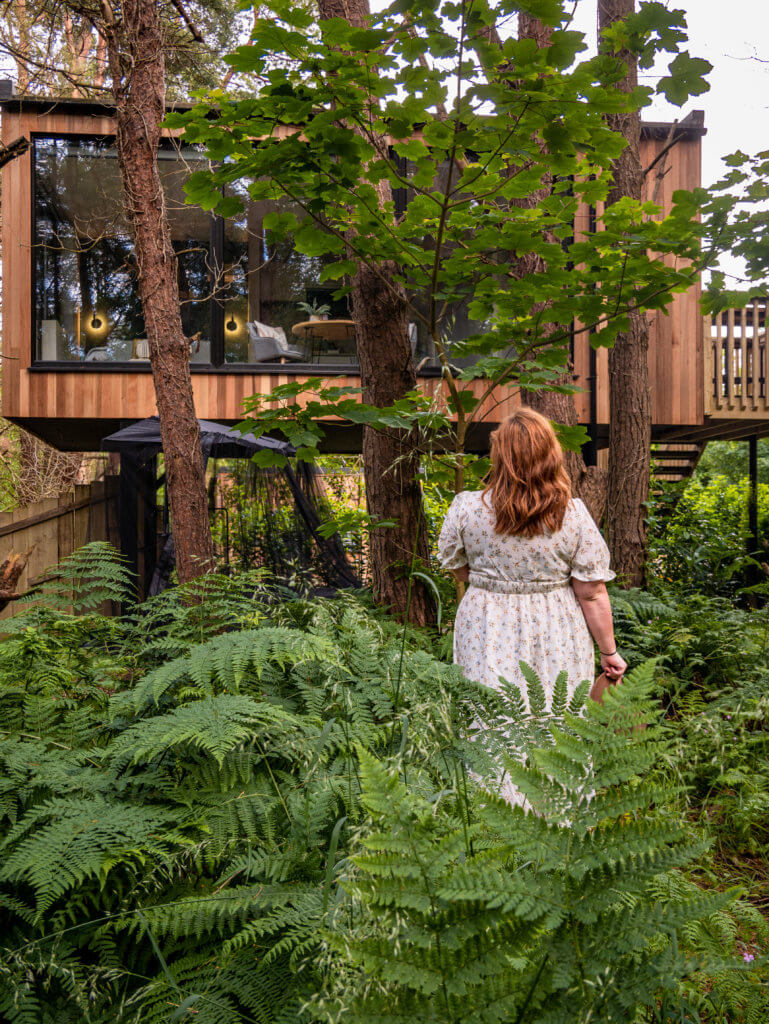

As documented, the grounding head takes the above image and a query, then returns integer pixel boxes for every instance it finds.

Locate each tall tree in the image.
[598,0,651,586]
[314,0,435,624]
[0,0,222,580]
[102,0,215,581]
[515,12,607,522]
[179,0,710,604]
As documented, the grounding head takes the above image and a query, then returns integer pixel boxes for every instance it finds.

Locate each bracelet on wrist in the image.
[600,648,617,657]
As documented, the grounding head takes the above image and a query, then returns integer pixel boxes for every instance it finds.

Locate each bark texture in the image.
[317,0,435,625]
[354,258,434,623]
[0,552,28,612]
[598,0,651,587]
[105,0,214,582]
[516,14,607,523]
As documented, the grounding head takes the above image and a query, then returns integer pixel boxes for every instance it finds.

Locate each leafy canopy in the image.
[169,0,712,488]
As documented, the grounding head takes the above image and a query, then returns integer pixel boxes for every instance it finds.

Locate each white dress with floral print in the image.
[438,491,615,795]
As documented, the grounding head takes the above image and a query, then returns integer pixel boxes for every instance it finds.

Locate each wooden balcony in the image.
[707,300,769,418]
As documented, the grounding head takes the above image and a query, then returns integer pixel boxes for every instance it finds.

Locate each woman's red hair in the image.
[482,407,571,537]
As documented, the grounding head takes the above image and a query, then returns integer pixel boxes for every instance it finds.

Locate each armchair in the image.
[247,321,306,363]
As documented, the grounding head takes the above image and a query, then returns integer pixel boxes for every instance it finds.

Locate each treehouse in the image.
[0,86,765,487]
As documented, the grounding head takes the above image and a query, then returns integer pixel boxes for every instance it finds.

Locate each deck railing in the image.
[707,300,769,416]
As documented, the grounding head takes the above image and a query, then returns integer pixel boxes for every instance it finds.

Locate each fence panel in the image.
[0,478,119,618]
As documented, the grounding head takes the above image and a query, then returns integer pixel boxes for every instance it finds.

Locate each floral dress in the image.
[438,490,615,711]
[438,491,615,806]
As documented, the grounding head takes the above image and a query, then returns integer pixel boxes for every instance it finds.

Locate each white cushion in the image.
[248,319,288,351]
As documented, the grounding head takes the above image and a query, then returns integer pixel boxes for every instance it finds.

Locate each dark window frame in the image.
[30,131,219,367]
[29,132,361,373]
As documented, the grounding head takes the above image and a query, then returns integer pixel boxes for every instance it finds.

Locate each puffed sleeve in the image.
[437,493,468,570]
[570,499,616,582]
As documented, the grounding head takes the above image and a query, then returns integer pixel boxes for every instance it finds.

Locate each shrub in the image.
[648,477,769,599]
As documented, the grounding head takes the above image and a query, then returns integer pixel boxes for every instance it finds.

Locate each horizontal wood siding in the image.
[2,107,703,441]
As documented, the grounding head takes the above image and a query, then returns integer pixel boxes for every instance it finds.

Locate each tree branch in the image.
[0,136,30,169]
[169,0,204,43]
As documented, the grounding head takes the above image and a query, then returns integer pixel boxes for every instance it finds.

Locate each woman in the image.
[438,408,626,789]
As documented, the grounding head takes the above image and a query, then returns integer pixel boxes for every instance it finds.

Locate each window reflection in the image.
[397,156,491,368]
[32,136,486,370]
[34,136,210,363]
[220,189,351,365]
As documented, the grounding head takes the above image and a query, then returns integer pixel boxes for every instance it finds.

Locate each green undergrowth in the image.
[0,544,767,1023]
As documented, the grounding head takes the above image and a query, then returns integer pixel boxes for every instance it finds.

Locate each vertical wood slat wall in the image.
[570,132,704,429]
[2,105,704,437]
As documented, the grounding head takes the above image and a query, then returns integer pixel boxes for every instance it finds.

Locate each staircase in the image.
[650,442,706,482]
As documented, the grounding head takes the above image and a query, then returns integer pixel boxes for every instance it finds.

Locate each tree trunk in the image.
[13,0,31,92]
[353,259,433,624]
[105,0,214,583]
[0,553,28,613]
[517,14,607,523]
[317,0,435,625]
[598,0,651,587]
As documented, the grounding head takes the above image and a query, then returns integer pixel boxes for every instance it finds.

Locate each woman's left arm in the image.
[571,579,626,679]
[451,566,470,584]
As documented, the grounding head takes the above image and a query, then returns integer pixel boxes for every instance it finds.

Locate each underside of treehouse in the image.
[1,90,765,466]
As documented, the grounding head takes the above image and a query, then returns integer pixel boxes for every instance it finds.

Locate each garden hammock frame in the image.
[102,417,362,597]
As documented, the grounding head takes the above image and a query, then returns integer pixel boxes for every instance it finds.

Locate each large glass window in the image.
[34,136,211,363]
[32,136,483,370]
[219,188,351,365]
[32,135,352,368]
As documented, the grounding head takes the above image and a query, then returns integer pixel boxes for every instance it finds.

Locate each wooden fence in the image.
[0,478,119,618]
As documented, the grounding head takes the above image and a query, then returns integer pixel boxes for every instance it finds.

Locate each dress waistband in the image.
[468,573,570,595]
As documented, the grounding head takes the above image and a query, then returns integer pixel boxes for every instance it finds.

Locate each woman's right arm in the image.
[571,579,627,679]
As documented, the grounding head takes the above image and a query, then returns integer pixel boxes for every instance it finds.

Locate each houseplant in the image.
[297,299,331,322]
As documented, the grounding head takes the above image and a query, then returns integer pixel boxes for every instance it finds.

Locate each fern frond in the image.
[0,796,175,916]
[109,695,303,768]
[19,542,134,612]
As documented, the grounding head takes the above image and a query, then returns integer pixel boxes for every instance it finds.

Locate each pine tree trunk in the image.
[353,258,433,624]
[517,14,607,523]
[105,0,214,583]
[598,0,651,587]
[317,0,435,624]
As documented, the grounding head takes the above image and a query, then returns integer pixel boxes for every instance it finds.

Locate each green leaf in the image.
[251,450,289,469]
[553,421,591,452]
[659,52,712,106]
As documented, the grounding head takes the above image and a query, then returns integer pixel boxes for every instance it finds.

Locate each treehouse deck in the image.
[1,89,765,464]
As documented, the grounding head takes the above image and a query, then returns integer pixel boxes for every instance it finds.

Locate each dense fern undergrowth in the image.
[1,544,768,1023]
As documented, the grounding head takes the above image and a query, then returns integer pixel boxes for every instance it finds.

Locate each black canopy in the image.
[102,416,360,598]
[102,416,294,461]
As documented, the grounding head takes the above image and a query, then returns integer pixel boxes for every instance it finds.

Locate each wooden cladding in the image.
[571,132,704,430]
[2,103,707,440]
[706,300,769,417]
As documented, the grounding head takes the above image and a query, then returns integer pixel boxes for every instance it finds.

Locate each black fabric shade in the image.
[102,416,361,597]
[102,416,294,462]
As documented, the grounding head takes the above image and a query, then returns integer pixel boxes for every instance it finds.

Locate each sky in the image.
[565,0,769,284]
[570,0,769,193]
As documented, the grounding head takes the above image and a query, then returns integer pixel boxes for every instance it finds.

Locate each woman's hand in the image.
[600,651,626,680]
[452,566,470,584]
